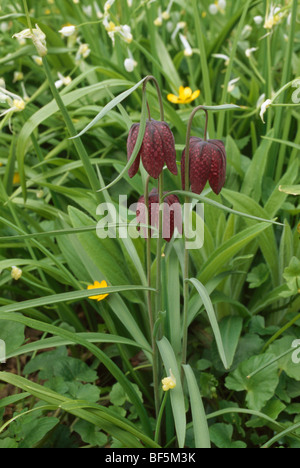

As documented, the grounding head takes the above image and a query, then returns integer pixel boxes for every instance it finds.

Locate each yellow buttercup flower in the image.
[162,369,176,391]
[167,86,200,105]
[13,172,21,184]
[87,280,109,301]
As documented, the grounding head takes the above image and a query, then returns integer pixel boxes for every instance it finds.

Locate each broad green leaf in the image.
[269,336,300,381]
[73,420,107,447]
[0,320,25,356]
[209,423,247,449]
[225,354,279,411]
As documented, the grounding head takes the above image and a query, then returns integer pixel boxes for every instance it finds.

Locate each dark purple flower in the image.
[136,188,182,242]
[127,120,178,179]
[181,137,226,195]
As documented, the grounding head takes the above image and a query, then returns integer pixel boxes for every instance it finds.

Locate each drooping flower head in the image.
[181,137,226,195]
[136,188,182,242]
[127,119,177,179]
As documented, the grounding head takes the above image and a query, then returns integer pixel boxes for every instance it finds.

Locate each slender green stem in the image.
[182,106,209,367]
[192,0,215,138]
[262,311,300,353]
[155,173,164,321]
[141,75,165,419]
[154,391,168,444]
[42,57,102,203]
[22,0,33,32]
[142,75,165,121]
[144,175,160,418]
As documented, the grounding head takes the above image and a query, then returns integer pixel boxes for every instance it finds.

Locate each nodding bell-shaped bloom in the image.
[181,137,226,195]
[127,119,178,179]
[136,188,182,242]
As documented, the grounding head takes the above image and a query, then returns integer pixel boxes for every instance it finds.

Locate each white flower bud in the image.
[11,266,22,281]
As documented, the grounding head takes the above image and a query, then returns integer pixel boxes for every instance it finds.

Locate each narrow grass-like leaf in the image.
[71,77,146,139]
[183,364,211,448]
[157,337,186,448]
[0,286,155,315]
[188,278,228,369]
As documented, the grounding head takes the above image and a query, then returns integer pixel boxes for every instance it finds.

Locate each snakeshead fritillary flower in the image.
[181,137,226,195]
[136,188,182,242]
[127,119,177,179]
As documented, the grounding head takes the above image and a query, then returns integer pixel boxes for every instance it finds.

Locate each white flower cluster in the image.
[102,0,133,46]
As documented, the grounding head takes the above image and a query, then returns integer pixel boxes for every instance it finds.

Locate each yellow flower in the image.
[162,369,176,391]
[87,280,109,301]
[167,86,200,105]
[13,172,20,184]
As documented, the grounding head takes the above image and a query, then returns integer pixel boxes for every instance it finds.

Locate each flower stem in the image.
[144,176,160,418]
[182,106,209,367]
[154,391,168,444]
[22,0,33,32]
[142,75,165,121]
[141,74,166,419]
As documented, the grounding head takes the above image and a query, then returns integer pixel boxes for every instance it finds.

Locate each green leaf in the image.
[209,423,247,449]
[183,365,211,448]
[70,77,146,138]
[281,256,300,297]
[157,337,186,448]
[0,371,157,447]
[188,278,228,370]
[0,285,153,315]
[23,347,97,383]
[6,333,146,359]
[247,264,270,289]
[225,354,279,411]
[218,316,243,369]
[268,336,300,381]
[0,438,19,448]
[73,419,107,447]
[279,185,300,196]
[0,319,25,356]
[0,314,153,437]
[198,222,272,284]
